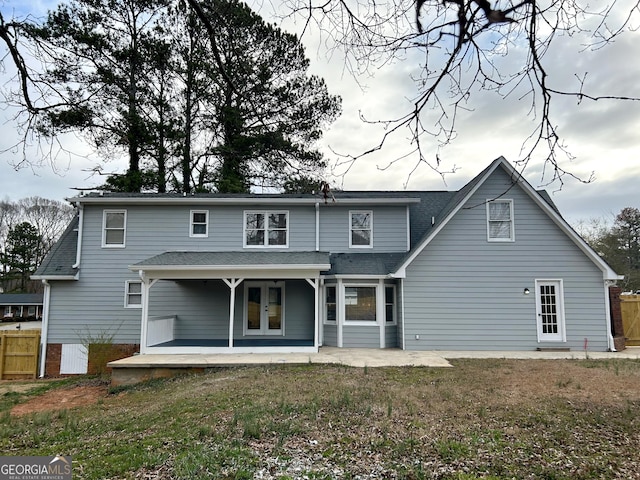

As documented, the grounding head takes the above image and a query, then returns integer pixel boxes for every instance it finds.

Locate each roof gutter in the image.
[69,196,421,206]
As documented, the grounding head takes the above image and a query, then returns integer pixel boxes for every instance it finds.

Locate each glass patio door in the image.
[245,282,284,335]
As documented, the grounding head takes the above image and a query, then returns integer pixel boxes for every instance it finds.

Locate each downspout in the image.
[72,203,84,269]
[39,279,51,378]
[319,277,325,346]
[604,280,616,352]
[315,202,320,252]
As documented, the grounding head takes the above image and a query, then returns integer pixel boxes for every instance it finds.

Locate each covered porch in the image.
[131,251,331,354]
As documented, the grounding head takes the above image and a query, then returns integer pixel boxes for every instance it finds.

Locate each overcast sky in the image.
[1,0,639,226]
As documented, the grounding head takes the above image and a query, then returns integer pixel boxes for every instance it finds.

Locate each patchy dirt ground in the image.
[8,382,108,416]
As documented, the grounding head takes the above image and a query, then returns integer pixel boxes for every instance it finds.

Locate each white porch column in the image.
[378,279,385,349]
[306,278,320,348]
[337,278,344,348]
[138,272,158,354]
[223,278,243,348]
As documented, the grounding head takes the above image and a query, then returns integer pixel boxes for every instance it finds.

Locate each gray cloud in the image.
[0,0,638,226]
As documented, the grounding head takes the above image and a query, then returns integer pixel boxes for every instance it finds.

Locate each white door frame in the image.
[243,281,285,336]
[535,279,566,343]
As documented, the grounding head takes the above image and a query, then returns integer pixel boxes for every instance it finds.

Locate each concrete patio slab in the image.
[108,346,640,386]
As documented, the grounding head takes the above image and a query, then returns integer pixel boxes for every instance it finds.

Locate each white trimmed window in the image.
[3,306,12,317]
[350,211,373,248]
[190,210,209,237]
[385,286,396,324]
[344,285,377,323]
[325,285,337,324]
[244,211,288,248]
[487,200,514,242]
[102,210,127,247]
[125,280,142,308]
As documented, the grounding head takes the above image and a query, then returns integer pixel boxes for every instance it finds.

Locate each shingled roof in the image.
[37,157,565,278]
[32,215,79,279]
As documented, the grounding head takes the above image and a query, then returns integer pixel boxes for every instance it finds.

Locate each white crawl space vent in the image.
[60,344,88,374]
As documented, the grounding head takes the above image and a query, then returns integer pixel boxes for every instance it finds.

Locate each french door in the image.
[245,282,284,335]
[535,279,565,342]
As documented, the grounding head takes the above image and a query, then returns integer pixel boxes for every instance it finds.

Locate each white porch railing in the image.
[147,315,176,347]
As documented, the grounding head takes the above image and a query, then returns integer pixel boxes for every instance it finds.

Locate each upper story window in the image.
[190,210,209,238]
[244,211,289,248]
[102,210,126,248]
[486,200,514,242]
[350,211,373,248]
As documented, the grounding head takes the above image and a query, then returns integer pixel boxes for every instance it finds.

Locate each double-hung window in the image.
[350,211,373,248]
[102,210,126,247]
[385,286,396,324]
[325,285,337,324]
[487,200,514,242]
[125,281,142,308]
[190,210,209,237]
[244,211,288,247]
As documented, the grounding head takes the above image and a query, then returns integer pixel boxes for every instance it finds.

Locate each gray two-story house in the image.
[33,157,621,375]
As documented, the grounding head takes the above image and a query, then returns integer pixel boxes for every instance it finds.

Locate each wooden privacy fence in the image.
[621,295,640,346]
[0,330,41,380]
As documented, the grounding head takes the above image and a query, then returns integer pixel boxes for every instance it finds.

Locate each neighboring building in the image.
[33,157,621,376]
[0,293,44,321]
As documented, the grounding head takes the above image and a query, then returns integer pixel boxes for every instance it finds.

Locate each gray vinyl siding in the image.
[319,205,408,253]
[323,323,337,346]
[46,204,318,344]
[385,325,397,348]
[342,325,380,348]
[150,280,230,340]
[403,167,609,351]
[47,280,141,344]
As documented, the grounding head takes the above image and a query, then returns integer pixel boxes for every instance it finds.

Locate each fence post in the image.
[0,333,6,379]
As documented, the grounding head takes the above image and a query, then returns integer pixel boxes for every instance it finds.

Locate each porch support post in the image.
[139,272,158,354]
[306,278,320,349]
[223,278,243,349]
[378,279,385,349]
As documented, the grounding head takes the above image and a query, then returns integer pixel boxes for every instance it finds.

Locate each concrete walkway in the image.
[109,346,640,370]
[0,321,42,331]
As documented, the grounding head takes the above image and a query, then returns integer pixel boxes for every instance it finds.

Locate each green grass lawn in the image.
[2,359,640,479]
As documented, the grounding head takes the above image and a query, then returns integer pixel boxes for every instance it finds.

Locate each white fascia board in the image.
[392,156,621,282]
[392,159,504,275]
[129,264,331,280]
[129,263,331,272]
[497,160,622,281]
[31,274,78,281]
[329,274,390,280]
[69,196,421,206]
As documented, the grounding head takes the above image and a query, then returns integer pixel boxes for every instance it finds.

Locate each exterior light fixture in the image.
[523,288,530,295]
